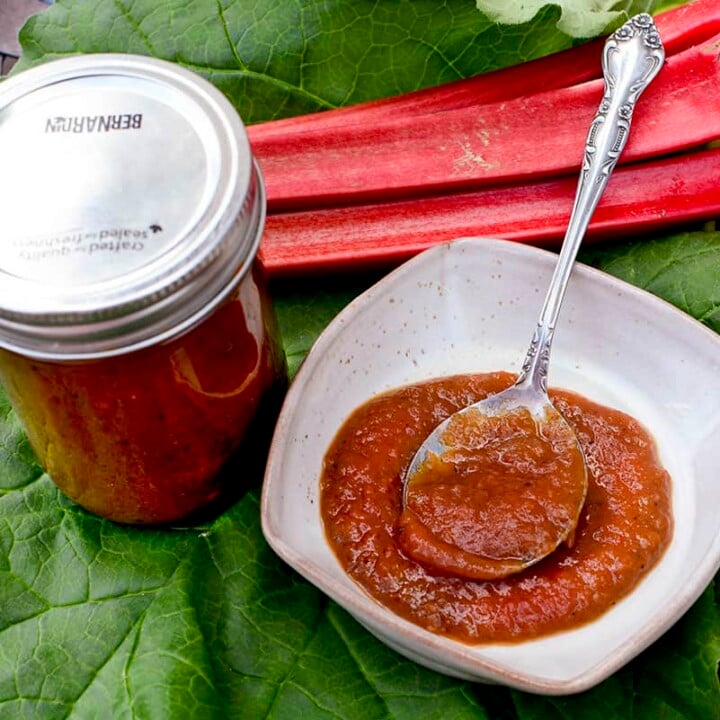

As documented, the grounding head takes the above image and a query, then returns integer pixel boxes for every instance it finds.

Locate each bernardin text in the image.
[45,114,143,134]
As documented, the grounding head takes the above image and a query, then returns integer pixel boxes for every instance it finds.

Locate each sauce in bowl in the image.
[320,372,673,643]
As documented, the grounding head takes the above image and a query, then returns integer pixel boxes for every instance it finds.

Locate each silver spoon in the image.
[401,14,665,579]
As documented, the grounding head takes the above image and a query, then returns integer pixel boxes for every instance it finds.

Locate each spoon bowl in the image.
[401,13,666,578]
[400,381,587,579]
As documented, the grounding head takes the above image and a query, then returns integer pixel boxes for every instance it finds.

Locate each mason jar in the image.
[0,55,286,524]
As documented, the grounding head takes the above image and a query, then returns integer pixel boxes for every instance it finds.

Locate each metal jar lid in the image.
[0,54,264,360]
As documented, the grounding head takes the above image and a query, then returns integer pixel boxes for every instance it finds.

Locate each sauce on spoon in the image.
[398,405,586,579]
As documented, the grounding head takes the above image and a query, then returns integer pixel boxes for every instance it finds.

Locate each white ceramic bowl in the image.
[261,238,720,694]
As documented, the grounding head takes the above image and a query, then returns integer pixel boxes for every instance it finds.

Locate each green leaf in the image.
[652,0,686,11]
[0,392,42,492]
[1,365,718,718]
[17,0,650,124]
[580,231,720,334]
[477,0,654,38]
[273,274,379,378]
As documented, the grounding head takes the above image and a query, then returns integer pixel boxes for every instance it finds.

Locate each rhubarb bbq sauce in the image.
[320,372,673,643]
[0,56,286,524]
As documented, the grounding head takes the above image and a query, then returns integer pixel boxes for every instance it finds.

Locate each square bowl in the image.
[261,237,720,694]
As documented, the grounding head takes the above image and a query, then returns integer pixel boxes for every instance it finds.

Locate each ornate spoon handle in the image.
[518,14,665,392]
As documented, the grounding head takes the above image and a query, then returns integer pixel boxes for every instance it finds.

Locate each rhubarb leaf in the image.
[580,231,720,334]
[0,450,498,718]
[273,275,379,378]
[653,0,686,10]
[477,0,654,38]
[17,0,651,124]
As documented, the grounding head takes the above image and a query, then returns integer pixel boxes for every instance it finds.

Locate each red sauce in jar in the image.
[0,55,286,526]
[320,372,673,643]
[0,269,285,525]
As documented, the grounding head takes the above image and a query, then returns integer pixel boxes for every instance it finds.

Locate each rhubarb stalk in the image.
[252,33,720,210]
[259,148,720,275]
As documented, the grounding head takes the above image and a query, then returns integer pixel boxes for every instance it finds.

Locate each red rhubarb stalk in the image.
[249,0,720,139]
[252,33,720,211]
[259,147,720,275]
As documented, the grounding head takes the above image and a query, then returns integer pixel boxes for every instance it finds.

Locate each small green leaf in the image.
[273,274,378,377]
[0,392,42,491]
[477,0,654,38]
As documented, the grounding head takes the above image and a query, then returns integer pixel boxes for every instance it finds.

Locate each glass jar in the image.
[0,55,286,524]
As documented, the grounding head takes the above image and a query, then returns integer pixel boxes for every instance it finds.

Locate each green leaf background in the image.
[17,0,649,123]
[2,0,719,717]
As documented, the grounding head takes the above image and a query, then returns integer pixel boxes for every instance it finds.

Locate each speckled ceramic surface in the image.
[261,237,720,694]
